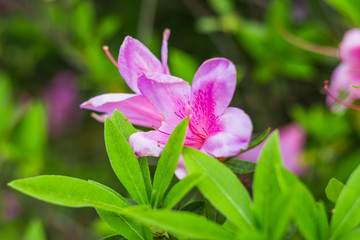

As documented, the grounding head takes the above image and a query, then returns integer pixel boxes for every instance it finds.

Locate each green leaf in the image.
[183,147,253,229]
[22,218,46,240]
[279,170,321,240]
[111,111,152,200]
[330,164,360,240]
[101,235,126,240]
[139,157,152,201]
[8,175,127,212]
[352,85,360,89]
[240,127,271,153]
[253,130,284,237]
[317,202,329,240]
[325,0,360,26]
[96,209,147,240]
[339,228,360,240]
[326,178,345,203]
[224,159,256,174]
[163,173,204,209]
[105,118,149,205]
[123,206,237,240]
[181,200,206,213]
[151,118,188,208]
[111,110,136,139]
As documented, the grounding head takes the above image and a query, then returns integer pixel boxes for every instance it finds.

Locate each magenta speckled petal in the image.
[191,58,236,116]
[201,107,252,157]
[80,93,163,128]
[118,36,163,93]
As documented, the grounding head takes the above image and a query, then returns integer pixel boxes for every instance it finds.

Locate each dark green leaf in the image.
[101,235,126,240]
[183,147,253,229]
[105,118,149,205]
[151,118,188,208]
[139,157,152,201]
[224,159,256,174]
[325,178,345,203]
[240,127,271,154]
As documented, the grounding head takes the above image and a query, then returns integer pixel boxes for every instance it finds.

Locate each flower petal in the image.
[327,64,360,106]
[191,58,236,116]
[118,36,163,93]
[201,107,252,157]
[339,29,360,68]
[175,155,188,179]
[138,73,191,125]
[129,131,165,157]
[80,93,164,128]
[161,29,171,74]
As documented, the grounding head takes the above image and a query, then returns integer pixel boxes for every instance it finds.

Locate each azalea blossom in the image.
[129,58,252,171]
[81,30,253,178]
[326,29,360,109]
[80,30,171,127]
[238,124,306,175]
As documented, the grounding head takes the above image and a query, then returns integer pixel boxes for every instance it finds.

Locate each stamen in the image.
[103,46,118,67]
[324,80,360,111]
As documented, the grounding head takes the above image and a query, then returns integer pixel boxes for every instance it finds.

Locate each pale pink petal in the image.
[129,131,166,157]
[201,107,252,157]
[118,36,163,93]
[138,73,191,125]
[238,124,306,175]
[175,155,188,179]
[327,64,360,106]
[80,93,163,128]
[339,29,360,68]
[161,29,171,74]
[191,58,236,116]
[279,124,306,175]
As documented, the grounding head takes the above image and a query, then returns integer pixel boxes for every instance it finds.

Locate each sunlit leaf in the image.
[325,178,345,203]
[151,118,188,208]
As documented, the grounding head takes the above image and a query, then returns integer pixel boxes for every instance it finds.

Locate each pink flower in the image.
[327,29,360,107]
[238,124,306,175]
[80,30,253,178]
[80,30,171,128]
[129,58,252,160]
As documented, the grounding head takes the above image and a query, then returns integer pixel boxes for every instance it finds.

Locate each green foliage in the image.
[325,0,360,26]
[22,219,46,240]
[183,147,254,229]
[224,159,256,174]
[326,178,345,203]
[151,118,188,208]
[105,117,149,205]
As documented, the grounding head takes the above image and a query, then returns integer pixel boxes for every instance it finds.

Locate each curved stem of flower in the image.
[102,46,118,67]
[324,80,360,111]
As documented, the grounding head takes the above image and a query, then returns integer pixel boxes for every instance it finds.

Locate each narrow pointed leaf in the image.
[123,206,237,240]
[111,110,136,139]
[163,173,203,209]
[183,147,253,229]
[105,118,149,205]
[139,157,152,201]
[253,130,283,236]
[96,209,147,240]
[8,175,126,212]
[330,164,360,240]
[240,127,270,153]
[151,118,188,207]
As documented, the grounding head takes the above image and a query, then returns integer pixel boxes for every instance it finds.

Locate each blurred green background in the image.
[1,0,360,239]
